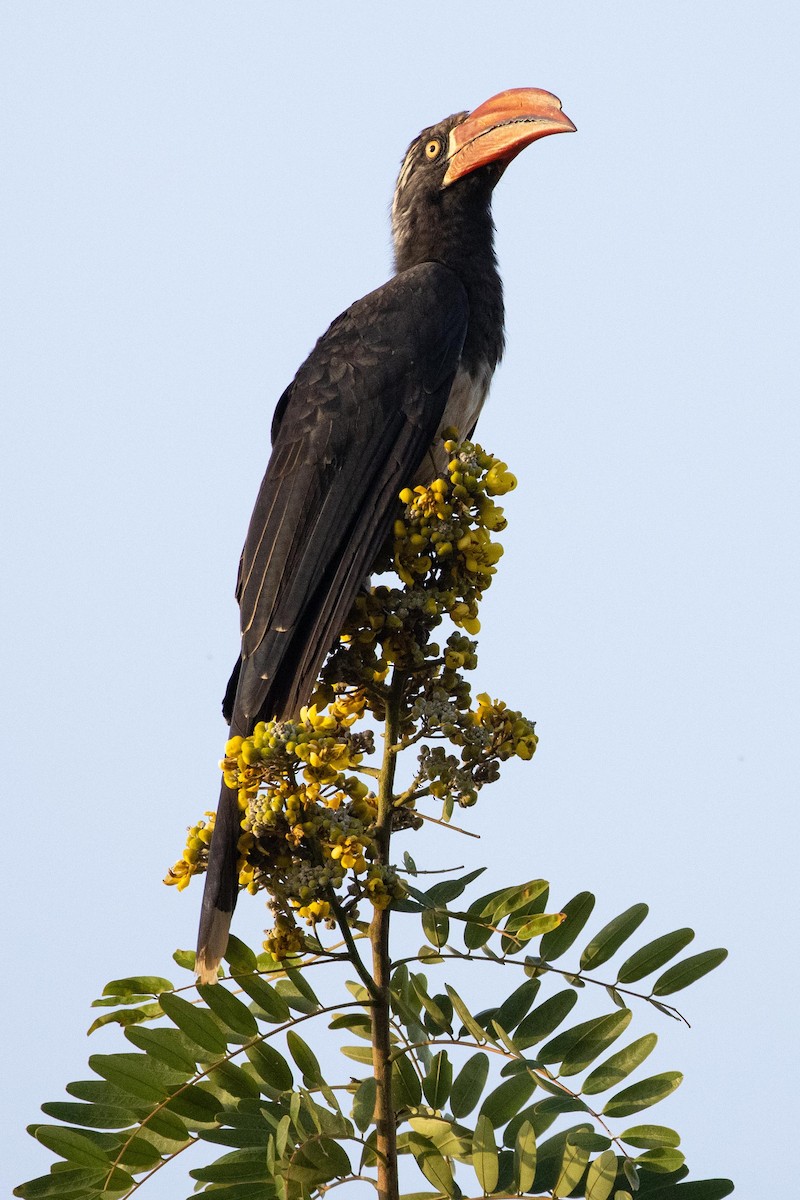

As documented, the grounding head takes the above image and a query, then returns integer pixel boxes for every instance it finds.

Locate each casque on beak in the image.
[443,87,576,187]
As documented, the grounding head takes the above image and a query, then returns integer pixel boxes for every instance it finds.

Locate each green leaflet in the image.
[635,1146,686,1173]
[584,1148,617,1200]
[616,929,695,984]
[539,891,596,961]
[472,1113,499,1194]
[405,1132,458,1197]
[580,904,649,971]
[603,1071,683,1118]
[493,977,541,1032]
[553,1136,590,1197]
[236,974,291,1021]
[515,988,578,1049]
[422,1050,452,1109]
[286,1030,324,1085]
[101,976,174,999]
[479,1073,537,1127]
[245,1042,294,1094]
[88,1052,186,1103]
[450,1051,490,1118]
[39,1100,138,1130]
[198,982,260,1039]
[124,1025,200,1073]
[539,1009,631,1072]
[619,1123,681,1149]
[158,992,229,1055]
[514,1118,537,1193]
[652,949,729,996]
[224,934,260,974]
[352,1077,377,1132]
[582,1033,658,1095]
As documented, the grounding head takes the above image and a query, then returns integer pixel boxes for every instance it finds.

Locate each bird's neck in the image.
[393,198,505,376]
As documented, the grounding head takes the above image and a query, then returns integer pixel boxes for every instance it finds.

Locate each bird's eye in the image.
[425,139,442,161]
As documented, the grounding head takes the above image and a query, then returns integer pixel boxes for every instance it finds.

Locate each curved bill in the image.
[443,87,576,187]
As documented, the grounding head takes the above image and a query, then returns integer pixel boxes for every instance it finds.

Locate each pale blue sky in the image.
[3,3,798,1195]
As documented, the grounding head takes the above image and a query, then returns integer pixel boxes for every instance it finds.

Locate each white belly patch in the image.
[414,362,493,483]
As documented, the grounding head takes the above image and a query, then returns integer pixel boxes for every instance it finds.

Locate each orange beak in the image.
[442,87,576,187]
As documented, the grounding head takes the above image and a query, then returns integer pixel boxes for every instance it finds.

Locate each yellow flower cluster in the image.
[472,693,539,762]
[392,440,516,636]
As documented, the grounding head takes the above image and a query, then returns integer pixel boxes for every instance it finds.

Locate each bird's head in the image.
[392,87,575,272]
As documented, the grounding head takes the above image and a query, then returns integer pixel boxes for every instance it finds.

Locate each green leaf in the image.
[635,1147,686,1173]
[165,1082,224,1124]
[560,1010,633,1076]
[102,976,173,999]
[33,1125,111,1167]
[616,929,695,984]
[403,851,417,875]
[352,1077,377,1132]
[329,1012,371,1037]
[88,1052,184,1102]
[515,989,578,1049]
[540,892,596,961]
[652,949,728,996]
[450,1051,490,1118]
[603,1072,683,1118]
[554,1136,590,1197]
[580,904,649,971]
[540,1009,631,1073]
[190,1146,272,1183]
[14,1166,134,1198]
[286,1030,324,1084]
[197,982,260,1038]
[39,1101,137,1130]
[585,1148,618,1200]
[514,1118,537,1193]
[224,934,259,974]
[407,1132,458,1197]
[411,977,452,1033]
[392,1052,423,1108]
[427,867,486,905]
[637,1182,734,1199]
[421,906,449,949]
[124,1025,199,1073]
[509,911,566,942]
[463,880,548,949]
[87,1003,162,1035]
[281,968,321,1011]
[480,1073,537,1127]
[245,1042,294,1093]
[341,1044,374,1065]
[472,1113,499,1194]
[207,1059,261,1101]
[422,1051,452,1110]
[292,1135,351,1183]
[582,1034,658,1095]
[137,1106,190,1144]
[446,984,495,1044]
[493,978,540,1033]
[236,974,291,1021]
[408,1117,472,1160]
[158,991,228,1054]
[619,1124,681,1149]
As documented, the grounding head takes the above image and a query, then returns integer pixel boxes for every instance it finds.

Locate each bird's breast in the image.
[414,361,494,484]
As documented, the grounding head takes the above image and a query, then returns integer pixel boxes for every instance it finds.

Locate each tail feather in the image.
[196,779,242,983]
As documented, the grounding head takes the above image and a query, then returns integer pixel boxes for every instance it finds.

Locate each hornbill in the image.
[196,87,575,982]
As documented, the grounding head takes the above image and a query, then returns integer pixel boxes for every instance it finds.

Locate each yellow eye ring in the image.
[425,139,442,160]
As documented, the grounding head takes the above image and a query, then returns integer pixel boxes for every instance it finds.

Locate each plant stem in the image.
[369,670,404,1200]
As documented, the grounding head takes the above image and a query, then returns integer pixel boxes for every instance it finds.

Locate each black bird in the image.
[196,87,575,982]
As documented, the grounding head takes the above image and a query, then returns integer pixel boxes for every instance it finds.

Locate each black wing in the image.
[196,263,468,981]
[228,261,469,732]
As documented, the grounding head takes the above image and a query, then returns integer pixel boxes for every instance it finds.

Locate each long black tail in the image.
[195,778,242,983]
